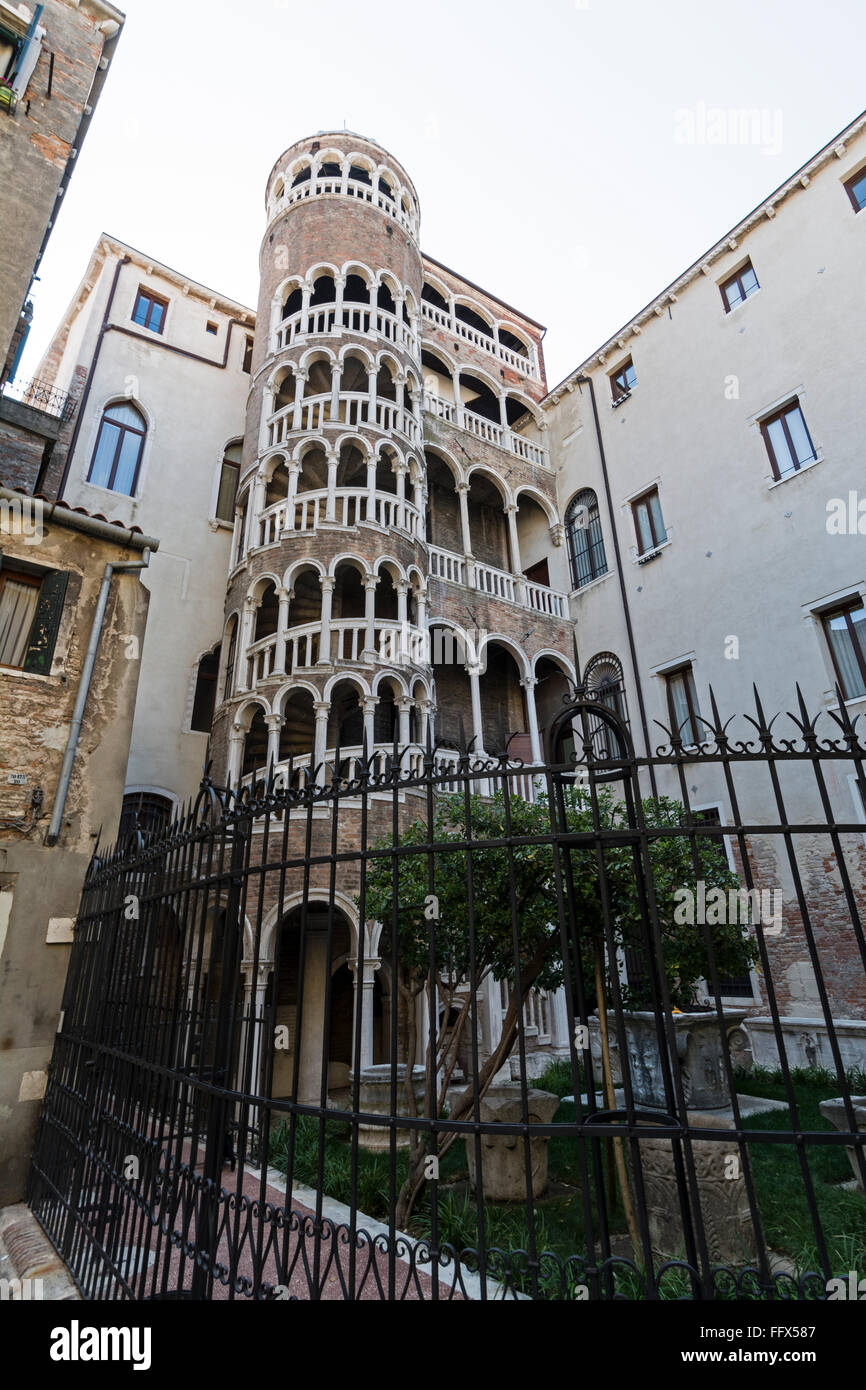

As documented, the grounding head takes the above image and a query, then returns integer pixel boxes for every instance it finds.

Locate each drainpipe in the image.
[45,548,151,846]
[576,373,658,798]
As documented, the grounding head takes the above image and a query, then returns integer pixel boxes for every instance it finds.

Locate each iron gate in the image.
[28,693,866,1300]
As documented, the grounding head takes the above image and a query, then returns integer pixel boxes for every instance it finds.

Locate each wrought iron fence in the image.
[28,690,866,1300]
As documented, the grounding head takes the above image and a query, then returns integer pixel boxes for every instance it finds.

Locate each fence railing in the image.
[1,376,78,423]
[27,690,866,1301]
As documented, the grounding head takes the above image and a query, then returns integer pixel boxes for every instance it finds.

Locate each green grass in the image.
[733,1066,866,1275]
[266,1065,866,1299]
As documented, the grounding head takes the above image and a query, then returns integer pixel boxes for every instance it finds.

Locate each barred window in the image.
[566,489,608,590]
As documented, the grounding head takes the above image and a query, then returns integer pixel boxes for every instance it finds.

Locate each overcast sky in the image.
[22,0,866,388]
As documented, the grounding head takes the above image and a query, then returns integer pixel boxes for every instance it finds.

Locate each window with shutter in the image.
[0,565,68,674]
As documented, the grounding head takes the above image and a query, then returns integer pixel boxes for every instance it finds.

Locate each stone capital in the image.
[320,576,336,592]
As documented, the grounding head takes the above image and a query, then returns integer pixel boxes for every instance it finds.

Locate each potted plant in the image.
[0,78,17,113]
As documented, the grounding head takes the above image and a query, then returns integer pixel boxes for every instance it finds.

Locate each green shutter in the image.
[23,570,69,675]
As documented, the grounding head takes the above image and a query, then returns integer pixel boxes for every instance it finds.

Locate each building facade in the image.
[33,113,866,1087]
[0,491,152,1203]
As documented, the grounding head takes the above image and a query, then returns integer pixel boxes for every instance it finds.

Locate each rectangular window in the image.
[611,358,636,403]
[720,261,760,312]
[243,336,254,374]
[759,399,817,480]
[132,288,168,335]
[666,665,702,746]
[206,321,218,336]
[822,600,866,701]
[844,169,866,212]
[0,566,68,673]
[632,486,667,555]
[216,460,240,523]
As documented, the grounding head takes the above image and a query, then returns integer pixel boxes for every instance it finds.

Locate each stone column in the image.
[395,464,408,529]
[325,451,339,522]
[313,701,330,787]
[273,588,291,675]
[468,665,485,753]
[265,714,282,772]
[498,394,510,431]
[415,586,427,632]
[366,457,379,524]
[238,597,257,692]
[452,370,464,429]
[292,370,307,431]
[397,699,412,747]
[286,462,301,530]
[367,366,378,426]
[297,925,329,1105]
[457,483,475,586]
[418,701,432,746]
[300,284,312,336]
[505,503,527,601]
[334,276,345,329]
[353,959,380,1072]
[227,722,246,787]
[363,696,377,754]
[396,580,409,629]
[521,675,543,764]
[363,576,379,661]
[318,576,335,666]
[550,987,570,1053]
[329,364,343,423]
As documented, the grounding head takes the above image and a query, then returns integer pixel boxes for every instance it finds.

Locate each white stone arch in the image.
[273,678,321,719]
[375,347,403,382]
[424,442,465,489]
[513,484,559,527]
[502,387,544,429]
[333,430,373,462]
[374,164,399,198]
[403,285,420,318]
[283,555,326,589]
[453,294,495,336]
[234,696,272,730]
[328,552,372,580]
[293,436,332,466]
[372,668,410,698]
[428,617,480,669]
[345,150,376,179]
[260,450,291,484]
[304,259,341,288]
[465,461,513,508]
[288,154,313,186]
[531,649,577,684]
[494,317,531,354]
[323,670,372,703]
[338,342,376,373]
[373,554,408,584]
[298,343,338,374]
[273,273,305,306]
[421,341,459,378]
[184,636,223,734]
[246,571,283,604]
[406,564,427,594]
[458,361,503,400]
[411,673,433,703]
[257,888,362,966]
[312,146,346,177]
[422,271,452,307]
[373,436,406,466]
[478,632,532,680]
[340,259,376,289]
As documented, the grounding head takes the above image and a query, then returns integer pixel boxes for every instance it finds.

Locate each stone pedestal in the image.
[623,1010,748,1111]
[819,1096,866,1192]
[636,1107,760,1266]
[353,1065,427,1152]
[458,1085,560,1201]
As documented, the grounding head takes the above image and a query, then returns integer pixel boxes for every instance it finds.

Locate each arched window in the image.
[87,401,146,496]
[216,443,242,522]
[118,791,173,842]
[223,618,238,699]
[191,647,221,733]
[582,652,628,724]
[566,489,607,590]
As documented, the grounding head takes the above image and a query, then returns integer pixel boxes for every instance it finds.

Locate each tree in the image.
[360,784,756,1226]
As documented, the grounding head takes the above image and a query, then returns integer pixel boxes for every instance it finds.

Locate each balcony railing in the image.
[272,175,418,237]
[1,376,78,423]
[257,488,423,545]
[243,619,428,689]
[420,301,540,381]
[268,392,422,449]
[275,306,420,358]
[428,545,569,618]
[423,393,549,468]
